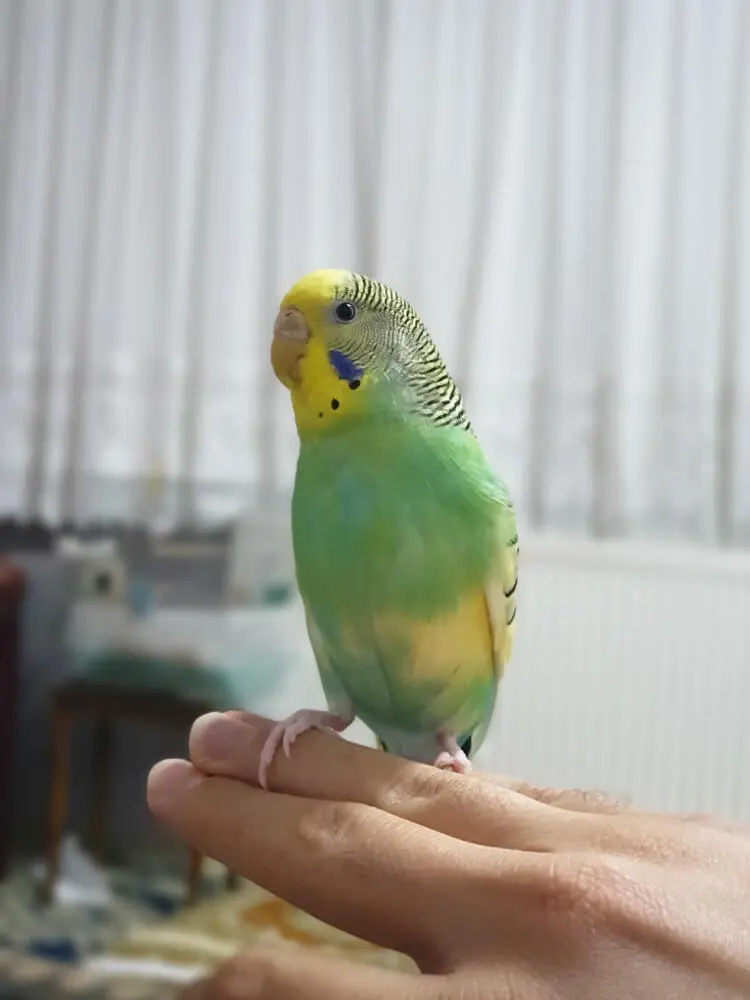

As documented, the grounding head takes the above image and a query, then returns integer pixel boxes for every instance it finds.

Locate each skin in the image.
[147,712,750,1000]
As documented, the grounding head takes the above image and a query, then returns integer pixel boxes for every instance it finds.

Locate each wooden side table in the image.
[42,677,237,905]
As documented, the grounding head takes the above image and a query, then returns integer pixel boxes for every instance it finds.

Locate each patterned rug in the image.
[0,951,176,999]
[103,881,414,979]
[0,855,202,999]
[0,856,414,998]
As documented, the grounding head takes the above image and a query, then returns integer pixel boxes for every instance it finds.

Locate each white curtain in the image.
[1,0,749,544]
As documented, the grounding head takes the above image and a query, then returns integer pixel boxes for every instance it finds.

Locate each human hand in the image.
[148,712,750,999]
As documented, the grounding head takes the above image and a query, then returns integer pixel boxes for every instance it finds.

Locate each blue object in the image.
[128,578,154,617]
[328,349,364,382]
[29,938,78,964]
[140,890,178,917]
[262,583,293,605]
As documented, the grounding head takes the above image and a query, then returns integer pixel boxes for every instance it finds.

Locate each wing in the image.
[485,512,519,681]
[302,600,354,718]
[468,506,518,754]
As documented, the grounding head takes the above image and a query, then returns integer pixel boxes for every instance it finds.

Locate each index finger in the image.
[486,774,633,814]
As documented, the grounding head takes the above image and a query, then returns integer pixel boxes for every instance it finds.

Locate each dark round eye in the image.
[333,301,356,324]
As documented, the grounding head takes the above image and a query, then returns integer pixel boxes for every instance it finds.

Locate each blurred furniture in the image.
[42,667,238,905]
[0,559,25,879]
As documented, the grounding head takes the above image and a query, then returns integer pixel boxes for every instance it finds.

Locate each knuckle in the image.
[531,855,667,934]
[377,762,450,813]
[529,784,565,807]
[624,816,703,866]
[296,800,369,856]
[213,950,288,997]
[556,789,621,813]
[532,856,624,923]
[532,784,616,813]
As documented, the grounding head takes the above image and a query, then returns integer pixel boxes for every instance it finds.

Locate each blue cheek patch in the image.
[328,349,364,382]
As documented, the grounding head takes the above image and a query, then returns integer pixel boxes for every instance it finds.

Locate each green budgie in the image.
[259,269,518,788]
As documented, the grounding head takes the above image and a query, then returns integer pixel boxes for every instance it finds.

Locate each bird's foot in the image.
[433,733,472,774]
[258,709,353,790]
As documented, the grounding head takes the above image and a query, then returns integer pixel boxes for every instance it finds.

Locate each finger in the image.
[188,711,599,853]
[488,778,749,840]
[147,758,508,968]
[176,948,433,1000]
[484,773,633,814]
[670,812,750,840]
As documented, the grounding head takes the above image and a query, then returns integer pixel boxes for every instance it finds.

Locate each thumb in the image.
[179,947,435,1000]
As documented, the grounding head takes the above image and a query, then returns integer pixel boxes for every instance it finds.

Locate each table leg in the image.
[87,719,112,861]
[186,846,202,905]
[41,706,71,903]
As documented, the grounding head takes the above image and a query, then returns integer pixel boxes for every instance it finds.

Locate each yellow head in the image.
[271,269,376,436]
[271,268,469,438]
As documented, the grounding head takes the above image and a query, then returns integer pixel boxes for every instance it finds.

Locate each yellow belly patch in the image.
[336,586,496,732]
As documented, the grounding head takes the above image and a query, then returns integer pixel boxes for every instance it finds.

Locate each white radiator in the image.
[478,534,750,822]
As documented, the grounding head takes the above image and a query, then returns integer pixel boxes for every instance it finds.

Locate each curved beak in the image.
[271,307,309,386]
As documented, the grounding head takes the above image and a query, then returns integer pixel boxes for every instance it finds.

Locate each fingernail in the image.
[190,711,251,764]
[148,759,202,809]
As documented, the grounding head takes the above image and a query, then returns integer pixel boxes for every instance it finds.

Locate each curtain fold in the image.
[1,0,748,543]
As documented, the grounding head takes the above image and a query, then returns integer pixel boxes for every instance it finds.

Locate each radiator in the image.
[478,533,750,823]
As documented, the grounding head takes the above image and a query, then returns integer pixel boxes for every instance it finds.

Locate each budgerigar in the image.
[259,269,518,788]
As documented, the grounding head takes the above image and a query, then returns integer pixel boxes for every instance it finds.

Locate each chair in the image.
[42,670,238,905]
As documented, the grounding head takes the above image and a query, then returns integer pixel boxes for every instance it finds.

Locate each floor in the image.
[0,848,416,998]
[0,853,220,999]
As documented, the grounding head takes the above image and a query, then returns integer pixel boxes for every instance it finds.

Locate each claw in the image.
[432,733,472,774]
[257,709,353,790]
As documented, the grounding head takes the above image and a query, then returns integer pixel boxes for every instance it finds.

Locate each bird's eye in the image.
[333,301,356,324]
